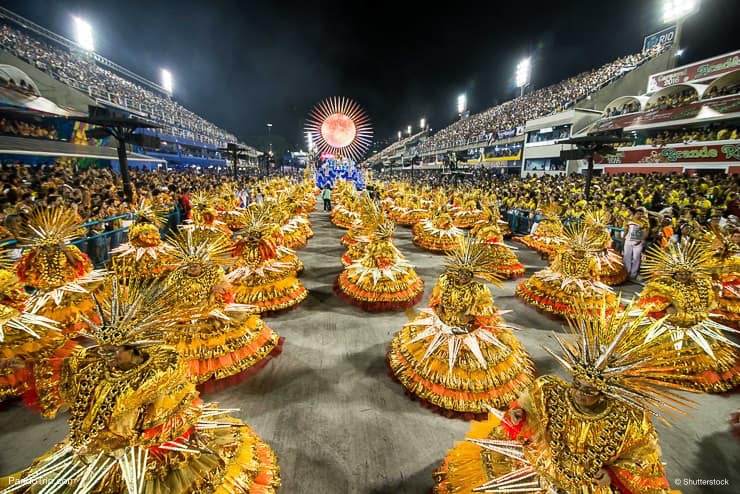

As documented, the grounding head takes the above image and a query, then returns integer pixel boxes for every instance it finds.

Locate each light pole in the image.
[397,131,402,141]
[420,118,426,131]
[161,69,173,96]
[662,0,700,69]
[406,125,412,136]
[516,57,531,97]
[457,94,467,119]
[72,16,94,51]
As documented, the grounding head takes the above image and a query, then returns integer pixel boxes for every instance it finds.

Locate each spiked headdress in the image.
[699,229,739,262]
[17,206,84,247]
[546,298,696,422]
[373,220,395,240]
[167,229,234,269]
[557,222,600,253]
[584,208,611,228]
[81,275,192,347]
[444,235,503,286]
[641,240,713,279]
[132,199,168,228]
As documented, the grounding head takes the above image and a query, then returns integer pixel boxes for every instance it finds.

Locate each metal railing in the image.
[2,209,182,268]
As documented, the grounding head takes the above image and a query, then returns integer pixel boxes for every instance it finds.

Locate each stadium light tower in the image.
[661,0,699,68]
[406,125,412,135]
[161,69,173,94]
[457,94,467,118]
[420,118,426,130]
[72,16,94,51]
[516,57,531,97]
[398,131,402,140]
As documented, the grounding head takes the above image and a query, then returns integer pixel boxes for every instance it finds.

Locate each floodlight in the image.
[515,58,531,88]
[420,118,426,129]
[662,0,699,24]
[457,94,467,114]
[73,17,94,51]
[161,69,173,93]
[406,125,412,135]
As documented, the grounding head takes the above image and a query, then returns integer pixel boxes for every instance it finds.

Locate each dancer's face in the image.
[572,378,603,409]
[675,271,691,283]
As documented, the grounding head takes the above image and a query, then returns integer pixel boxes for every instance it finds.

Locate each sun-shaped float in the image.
[306,97,373,161]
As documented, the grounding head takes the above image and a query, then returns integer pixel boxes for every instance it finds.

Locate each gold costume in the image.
[412,208,464,254]
[471,206,524,279]
[336,221,424,311]
[433,304,689,494]
[388,238,534,417]
[637,242,740,393]
[163,232,282,387]
[584,210,627,286]
[701,230,740,329]
[0,278,280,493]
[110,201,175,282]
[516,225,619,319]
[227,210,307,314]
[514,205,565,259]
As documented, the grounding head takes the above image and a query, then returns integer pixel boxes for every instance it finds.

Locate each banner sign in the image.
[595,143,740,165]
[643,26,676,53]
[589,94,740,133]
[647,50,740,92]
[496,127,517,140]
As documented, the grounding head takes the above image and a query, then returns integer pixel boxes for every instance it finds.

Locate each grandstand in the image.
[0,7,259,169]
[366,44,674,173]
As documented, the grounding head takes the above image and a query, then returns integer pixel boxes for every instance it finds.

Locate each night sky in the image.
[2,0,738,153]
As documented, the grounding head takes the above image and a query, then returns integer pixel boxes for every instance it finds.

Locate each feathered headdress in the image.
[373,220,395,240]
[641,241,713,279]
[167,229,234,269]
[132,199,168,228]
[444,235,503,286]
[699,229,739,262]
[80,275,192,347]
[557,222,600,253]
[584,209,611,228]
[545,298,696,422]
[17,206,83,247]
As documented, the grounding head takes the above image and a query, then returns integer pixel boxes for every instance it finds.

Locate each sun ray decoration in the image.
[305,96,373,162]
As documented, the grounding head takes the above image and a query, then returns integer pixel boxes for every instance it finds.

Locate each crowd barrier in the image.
[2,206,628,270]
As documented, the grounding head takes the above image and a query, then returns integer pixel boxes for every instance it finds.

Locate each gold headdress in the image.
[167,229,233,269]
[373,220,395,240]
[558,222,599,253]
[81,275,191,347]
[444,235,503,286]
[546,298,696,421]
[641,241,713,279]
[584,209,611,228]
[699,229,739,262]
[132,200,168,228]
[17,206,84,247]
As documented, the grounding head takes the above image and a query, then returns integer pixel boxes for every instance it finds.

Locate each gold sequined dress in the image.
[637,276,740,393]
[227,236,307,314]
[433,376,675,494]
[388,273,534,417]
[516,250,618,319]
[335,231,424,311]
[472,221,524,279]
[163,261,282,388]
[0,345,280,493]
[413,211,465,253]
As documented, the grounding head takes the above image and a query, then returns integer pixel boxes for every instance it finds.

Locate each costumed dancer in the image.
[387,236,534,418]
[702,228,740,329]
[227,208,307,314]
[433,301,692,494]
[636,241,740,393]
[452,192,484,229]
[471,201,524,279]
[341,196,380,267]
[163,231,283,388]
[13,207,107,416]
[335,220,424,311]
[0,277,280,493]
[330,184,360,229]
[186,191,235,245]
[397,194,427,227]
[412,202,464,254]
[0,248,63,407]
[516,223,619,319]
[514,203,564,259]
[471,198,511,239]
[583,209,628,285]
[109,200,176,282]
